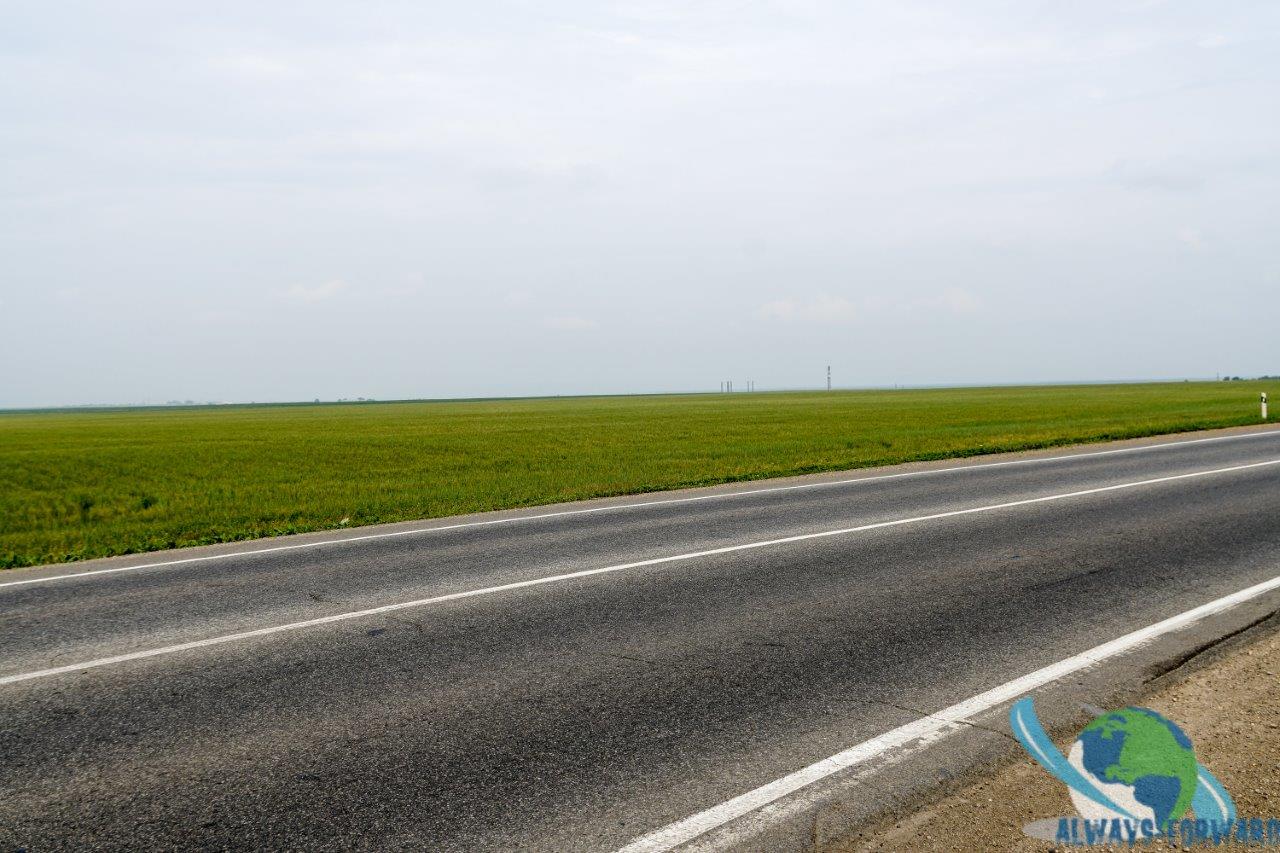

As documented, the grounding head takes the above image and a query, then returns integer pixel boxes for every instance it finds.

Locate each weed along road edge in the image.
[2,426,1280,850]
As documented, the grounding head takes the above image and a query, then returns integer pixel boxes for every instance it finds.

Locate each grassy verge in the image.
[1,381,1273,569]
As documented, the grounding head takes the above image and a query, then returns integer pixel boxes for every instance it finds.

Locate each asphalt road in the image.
[3,428,1280,851]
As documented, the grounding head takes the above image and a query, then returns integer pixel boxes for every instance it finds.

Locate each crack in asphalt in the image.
[1144,607,1280,683]
[868,698,1019,745]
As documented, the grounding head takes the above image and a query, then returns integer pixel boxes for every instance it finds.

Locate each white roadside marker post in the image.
[1263,392,1269,421]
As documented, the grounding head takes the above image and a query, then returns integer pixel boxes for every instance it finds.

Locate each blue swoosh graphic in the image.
[1191,766,1236,823]
[1010,698,1136,818]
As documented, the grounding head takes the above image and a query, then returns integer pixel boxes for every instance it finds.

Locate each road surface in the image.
[3,428,1280,850]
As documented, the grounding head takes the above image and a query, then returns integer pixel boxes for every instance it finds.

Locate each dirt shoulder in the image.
[828,623,1280,851]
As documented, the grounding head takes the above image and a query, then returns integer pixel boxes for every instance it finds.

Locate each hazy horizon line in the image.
[5,375,1274,414]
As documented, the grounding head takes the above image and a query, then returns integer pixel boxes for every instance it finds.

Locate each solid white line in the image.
[3,428,1278,591]
[614,571,1280,853]
[2,457,1276,688]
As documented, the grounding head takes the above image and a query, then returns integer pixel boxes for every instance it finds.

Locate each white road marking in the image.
[614,571,1280,853]
[3,428,1278,591]
[2,457,1276,687]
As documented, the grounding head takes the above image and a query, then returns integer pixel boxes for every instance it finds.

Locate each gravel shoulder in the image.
[829,620,1280,851]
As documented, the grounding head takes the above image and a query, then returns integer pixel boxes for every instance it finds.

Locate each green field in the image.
[1,381,1273,569]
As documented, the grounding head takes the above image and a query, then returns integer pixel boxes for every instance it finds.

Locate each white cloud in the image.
[213,51,306,81]
[285,280,348,303]
[1177,227,1206,251]
[544,315,599,331]
[918,287,980,314]
[757,289,978,325]
[757,294,858,324]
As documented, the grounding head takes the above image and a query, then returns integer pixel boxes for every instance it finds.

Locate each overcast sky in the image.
[2,1,1278,406]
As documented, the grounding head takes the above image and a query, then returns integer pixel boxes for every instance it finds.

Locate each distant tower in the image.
[827,365,831,391]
